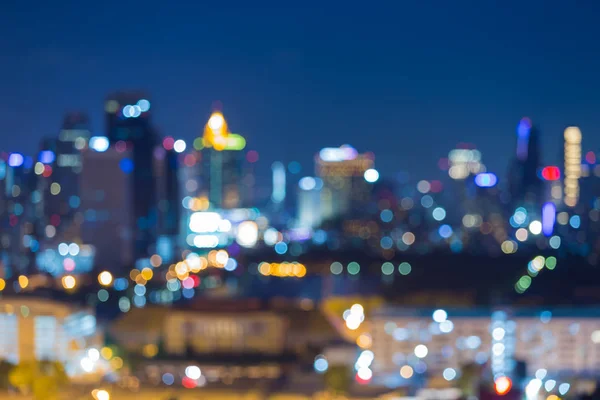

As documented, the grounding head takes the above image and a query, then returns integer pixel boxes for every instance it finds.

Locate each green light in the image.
[330,262,343,275]
[381,262,394,275]
[545,256,557,270]
[225,134,246,151]
[518,275,532,290]
[399,262,412,275]
[347,262,360,275]
[193,137,204,150]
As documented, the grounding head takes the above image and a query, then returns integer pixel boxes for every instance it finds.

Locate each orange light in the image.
[494,376,512,396]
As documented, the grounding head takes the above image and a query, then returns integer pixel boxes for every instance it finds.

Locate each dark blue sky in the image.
[1,1,600,181]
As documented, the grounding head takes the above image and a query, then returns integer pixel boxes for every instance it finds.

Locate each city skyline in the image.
[2,1,600,180]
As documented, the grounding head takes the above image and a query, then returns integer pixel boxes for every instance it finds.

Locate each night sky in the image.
[2,1,600,182]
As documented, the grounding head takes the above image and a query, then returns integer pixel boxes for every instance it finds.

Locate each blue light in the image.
[137,99,151,112]
[89,136,109,152]
[38,150,55,164]
[133,295,146,308]
[113,278,129,291]
[314,356,329,373]
[288,161,301,174]
[8,153,24,167]
[380,209,393,222]
[119,158,134,174]
[542,202,556,236]
[570,215,581,229]
[123,105,133,118]
[274,242,288,254]
[162,373,174,386]
[69,196,81,208]
[224,258,238,271]
[439,225,453,238]
[516,117,532,161]
[474,173,498,188]
[380,236,393,249]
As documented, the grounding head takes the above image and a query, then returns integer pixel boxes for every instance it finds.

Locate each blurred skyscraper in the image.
[80,146,133,271]
[197,111,247,209]
[316,145,373,221]
[37,112,90,240]
[508,118,542,208]
[104,92,159,259]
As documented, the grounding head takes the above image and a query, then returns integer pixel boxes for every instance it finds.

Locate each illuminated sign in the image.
[474,172,497,188]
[541,166,560,181]
[542,202,556,237]
[319,145,358,162]
[226,134,246,150]
[8,153,24,167]
[89,136,109,152]
[236,221,258,248]
[38,150,55,164]
[189,212,230,233]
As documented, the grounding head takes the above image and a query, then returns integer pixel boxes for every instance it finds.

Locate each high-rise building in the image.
[508,118,543,208]
[79,146,133,272]
[37,113,90,239]
[196,111,247,209]
[105,92,159,259]
[0,153,37,276]
[315,145,373,221]
[296,177,323,229]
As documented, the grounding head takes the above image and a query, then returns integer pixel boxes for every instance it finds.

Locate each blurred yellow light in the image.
[62,275,76,289]
[100,347,113,360]
[50,182,61,195]
[259,262,271,276]
[149,254,162,267]
[0,278,5,291]
[98,271,113,286]
[135,275,147,285]
[501,240,517,254]
[547,395,560,400]
[357,334,372,349]
[294,263,307,278]
[92,389,110,400]
[110,357,123,370]
[208,113,225,131]
[215,250,229,266]
[129,269,140,281]
[400,365,414,379]
[18,275,29,289]
[141,267,153,280]
[142,343,158,358]
[175,262,188,276]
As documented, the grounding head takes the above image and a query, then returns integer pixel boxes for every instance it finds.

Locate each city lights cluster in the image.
[258,262,306,278]
[515,255,557,294]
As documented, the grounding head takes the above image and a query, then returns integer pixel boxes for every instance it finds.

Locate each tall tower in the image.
[39,112,90,239]
[509,118,542,208]
[104,92,158,259]
[315,145,374,221]
[198,111,246,209]
[563,127,582,208]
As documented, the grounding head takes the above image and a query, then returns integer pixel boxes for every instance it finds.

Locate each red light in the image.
[246,150,259,163]
[586,151,596,164]
[541,166,560,181]
[163,137,175,151]
[182,377,197,389]
[494,376,512,396]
